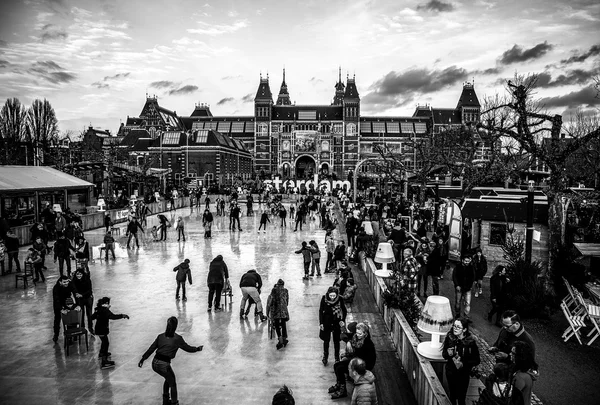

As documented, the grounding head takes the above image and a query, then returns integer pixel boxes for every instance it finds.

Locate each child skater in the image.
[258,210,270,233]
[91,296,130,369]
[151,225,159,242]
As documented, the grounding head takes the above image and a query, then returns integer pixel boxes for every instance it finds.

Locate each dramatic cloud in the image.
[498,41,554,65]
[539,86,600,108]
[536,69,599,88]
[473,67,502,75]
[150,80,178,89]
[0,59,9,68]
[417,0,454,12]
[217,97,234,105]
[40,24,68,42]
[241,93,253,103]
[560,44,600,65]
[28,60,76,84]
[362,66,468,110]
[168,85,198,95]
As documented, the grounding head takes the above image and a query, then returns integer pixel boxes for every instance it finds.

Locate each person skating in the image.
[73,269,94,332]
[319,286,347,366]
[53,231,74,277]
[202,208,213,238]
[126,217,144,249]
[258,210,270,233]
[52,276,79,343]
[441,318,480,405]
[324,233,336,273]
[295,241,312,280]
[333,240,346,272]
[173,259,192,301]
[207,255,229,311]
[293,208,303,231]
[309,240,322,277]
[139,316,203,405]
[90,297,129,369]
[279,204,287,227]
[239,269,267,321]
[103,231,116,261]
[175,216,186,242]
[230,202,242,231]
[157,214,170,241]
[266,279,290,350]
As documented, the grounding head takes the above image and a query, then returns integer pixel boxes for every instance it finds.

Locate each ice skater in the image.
[258,210,270,233]
[91,296,130,369]
[175,216,186,242]
[173,259,192,301]
[295,241,312,280]
[138,316,203,405]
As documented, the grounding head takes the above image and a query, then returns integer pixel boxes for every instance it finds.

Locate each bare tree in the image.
[26,98,59,165]
[0,98,27,164]
[480,73,600,293]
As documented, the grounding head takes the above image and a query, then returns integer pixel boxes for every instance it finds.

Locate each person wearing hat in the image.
[207,255,229,311]
[452,254,476,318]
[266,279,290,350]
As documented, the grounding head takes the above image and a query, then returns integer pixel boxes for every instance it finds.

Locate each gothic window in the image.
[333,123,343,134]
[149,127,157,138]
[347,123,357,136]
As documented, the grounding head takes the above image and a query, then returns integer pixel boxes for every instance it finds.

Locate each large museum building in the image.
[118,69,481,184]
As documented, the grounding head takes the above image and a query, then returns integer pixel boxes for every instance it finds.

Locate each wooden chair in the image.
[222,281,233,306]
[561,301,587,344]
[562,277,579,311]
[15,262,36,289]
[573,288,600,346]
[60,309,89,356]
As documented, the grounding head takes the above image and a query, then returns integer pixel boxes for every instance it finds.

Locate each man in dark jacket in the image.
[173,259,192,301]
[5,229,21,273]
[239,269,266,321]
[53,231,74,277]
[207,255,229,311]
[52,275,79,343]
[345,212,359,249]
[452,254,475,318]
[126,217,144,249]
[229,203,242,231]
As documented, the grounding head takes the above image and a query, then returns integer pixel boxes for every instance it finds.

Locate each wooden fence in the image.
[358,251,452,405]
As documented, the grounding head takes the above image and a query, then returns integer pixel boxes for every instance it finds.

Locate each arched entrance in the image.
[320,162,330,176]
[295,155,316,179]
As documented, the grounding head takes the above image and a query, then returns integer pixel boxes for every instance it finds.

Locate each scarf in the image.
[351,332,367,349]
[325,294,343,320]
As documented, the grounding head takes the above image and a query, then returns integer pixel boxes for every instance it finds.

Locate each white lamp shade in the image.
[374,242,395,264]
[417,295,454,335]
[362,221,374,235]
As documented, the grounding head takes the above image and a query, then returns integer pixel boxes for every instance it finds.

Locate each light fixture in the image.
[362,221,373,235]
[416,295,454,360]
[374,242,395,278]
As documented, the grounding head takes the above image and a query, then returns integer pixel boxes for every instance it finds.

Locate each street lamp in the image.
[525,180,535,264]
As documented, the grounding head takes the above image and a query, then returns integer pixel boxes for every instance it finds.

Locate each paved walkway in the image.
[0,204,414,404]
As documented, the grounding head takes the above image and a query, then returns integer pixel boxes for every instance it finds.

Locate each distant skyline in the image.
[0,0,599,135]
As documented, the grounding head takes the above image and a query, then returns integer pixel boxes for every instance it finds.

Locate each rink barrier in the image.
[9,197,190,246]
[358,251,452,405]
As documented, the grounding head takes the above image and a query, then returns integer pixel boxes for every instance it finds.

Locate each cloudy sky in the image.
[0,0,599,135]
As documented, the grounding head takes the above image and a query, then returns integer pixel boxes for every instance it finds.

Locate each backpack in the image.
[475,381,512,405]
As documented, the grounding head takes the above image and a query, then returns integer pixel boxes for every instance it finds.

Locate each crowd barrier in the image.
[10,197,190,246]
[357,251,452,405]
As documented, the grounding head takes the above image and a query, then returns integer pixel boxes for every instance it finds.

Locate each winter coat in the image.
[295,246,312,263]
[52,281,77,310]
[55,216,67,233]
[239,269,262,290]
[53,238,73,259]
[318,293,347,340]
[207,256,229,285]
[473,254,488,279]
[75,241,90,260]
[5,234,19,252]
[91,306,126,336]
[333,244,346,261]
[173,262,193,284]
[346,216,359,235]
[127,220,143,234]
[511,370,536,405]
[259,213,270,224]
[427,246,443,277]
[347,335,377,371]
[310,245,321,259]
[442,333,480,376]
[104,234,115,245]
[326,238,336,254]
[72,274,93,299]
[490,273,508,303]
[202,212,213,224]
[351,370,378,405]
[452,263,475,291]
[141,332,200,362]
[267,285,289,321]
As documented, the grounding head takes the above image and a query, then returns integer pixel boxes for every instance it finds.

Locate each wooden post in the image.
[34,191,40,223]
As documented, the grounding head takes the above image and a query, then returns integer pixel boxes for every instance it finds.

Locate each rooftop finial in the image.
[338,66,341,83]
[283,67,286,83]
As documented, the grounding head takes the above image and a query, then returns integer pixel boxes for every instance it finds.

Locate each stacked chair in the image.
[561,277,600,346]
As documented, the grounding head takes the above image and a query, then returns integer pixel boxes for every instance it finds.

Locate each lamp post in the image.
[525,180,535,264]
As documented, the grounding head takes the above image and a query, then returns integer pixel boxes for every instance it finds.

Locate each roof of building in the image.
[461,197,548,224]
[150,129,250,154]
[456,83,481,109]
[344,77,360,101]
[190,104,213,117]
[255,77,273,102]
[120,129,152,147]
[430,108,462,125]
[0,166,94,192]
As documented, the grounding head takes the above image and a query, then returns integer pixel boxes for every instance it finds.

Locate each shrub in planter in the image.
[382,285,421,331]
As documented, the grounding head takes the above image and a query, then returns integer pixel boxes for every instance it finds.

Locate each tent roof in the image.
[0,166,93,192]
